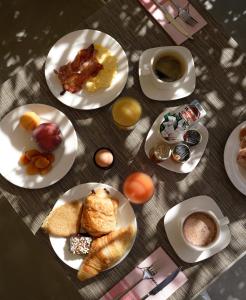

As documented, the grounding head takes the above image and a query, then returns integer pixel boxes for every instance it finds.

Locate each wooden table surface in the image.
[0,0,246,299]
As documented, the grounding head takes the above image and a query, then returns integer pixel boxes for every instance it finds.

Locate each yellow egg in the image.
[84,44,117,93]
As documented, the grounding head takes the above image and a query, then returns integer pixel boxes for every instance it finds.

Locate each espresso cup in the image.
[180,210,229,251]
[142,48,188,90]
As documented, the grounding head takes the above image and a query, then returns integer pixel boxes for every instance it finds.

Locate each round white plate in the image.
[0,104,77,189]
[224,121,246,195]
[164,195,231,263]
[49,182,137,270]
[45,29,129,110]
[144,111,208,173]
[139,46,196,101]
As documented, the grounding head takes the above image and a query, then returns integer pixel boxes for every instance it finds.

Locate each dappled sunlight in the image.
[0,0,246,299]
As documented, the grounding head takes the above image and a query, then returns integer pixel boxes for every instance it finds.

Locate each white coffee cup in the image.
[180,210,229,251]
[141,47,188,90]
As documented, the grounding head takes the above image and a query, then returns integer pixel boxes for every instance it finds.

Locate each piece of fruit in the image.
[26,163,39,175]
[39,164,52,175]
[123,172,154,204]
[25,149,41,160]
[34,157,50,169]
[43,153,55,163]
[19,153,30,165]
[32,123,62,152]
[19,111,40,131]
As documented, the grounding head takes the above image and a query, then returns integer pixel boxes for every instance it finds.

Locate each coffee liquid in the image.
[183,212,217,247]
[154,55,184,82]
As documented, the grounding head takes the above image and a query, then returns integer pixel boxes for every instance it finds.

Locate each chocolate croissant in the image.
[81,188,119,237]
[77,224,136,281]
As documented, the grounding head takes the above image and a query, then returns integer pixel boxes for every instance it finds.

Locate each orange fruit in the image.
[123,172,154,204]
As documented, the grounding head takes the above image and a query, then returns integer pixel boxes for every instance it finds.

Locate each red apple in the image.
[32,123,62,152]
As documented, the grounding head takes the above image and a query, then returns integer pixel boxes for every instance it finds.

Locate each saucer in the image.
[164,196,231,263]
[144,111,208,173]
[139,46,196,101]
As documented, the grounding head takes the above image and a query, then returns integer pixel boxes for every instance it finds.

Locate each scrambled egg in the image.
[84,44,117,93]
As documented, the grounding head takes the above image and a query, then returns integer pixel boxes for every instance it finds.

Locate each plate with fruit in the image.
[0,103,78,189]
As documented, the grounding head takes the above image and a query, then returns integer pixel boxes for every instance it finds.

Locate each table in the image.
[1,0,246,299]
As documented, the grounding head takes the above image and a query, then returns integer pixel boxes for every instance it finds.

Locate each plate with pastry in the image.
[41,182,137,281]
[45,29,129,110]
[0,103,77,189]
[224,121,246,195]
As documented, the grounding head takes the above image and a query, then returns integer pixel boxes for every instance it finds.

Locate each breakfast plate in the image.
[0,103,77,189]
[45,29,129,110]
[144,111,209,173]
[224,121,246,195]
[139,47,196,101]
[49,182,137,270]
[164,195,231,263]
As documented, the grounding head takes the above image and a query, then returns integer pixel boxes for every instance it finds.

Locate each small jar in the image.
[149,143,171,162]
[171,143,191,163]
[183,129,202,146]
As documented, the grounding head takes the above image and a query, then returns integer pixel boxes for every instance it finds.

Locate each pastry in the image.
[240,137,246,149]
[81,189,118,237]
[77,224,136,281]
[239,127,246,141]
[237,148,246,168]
[69,234,92,255]
[42,201,83,237]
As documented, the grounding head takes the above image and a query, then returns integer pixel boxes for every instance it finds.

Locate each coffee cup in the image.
[180,210,229,251]
[141,47,188,90]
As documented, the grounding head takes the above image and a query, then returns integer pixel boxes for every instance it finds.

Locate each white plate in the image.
[164,195,231,263]
[139,47,196,101]
[0,104,77,189]
[45,29,129,110]
[49,182,137,270]
[224,121,246,195]
[144,111,208,173]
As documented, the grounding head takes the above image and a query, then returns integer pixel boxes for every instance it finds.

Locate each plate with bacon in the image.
[45,30,129,110]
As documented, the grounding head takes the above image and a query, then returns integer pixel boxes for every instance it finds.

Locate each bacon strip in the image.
[54,44,103,94]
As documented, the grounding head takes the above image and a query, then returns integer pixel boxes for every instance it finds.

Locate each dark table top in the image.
[0,0,246,299]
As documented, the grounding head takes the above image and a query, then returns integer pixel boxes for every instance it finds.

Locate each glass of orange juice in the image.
[123,172,154,204]
[112,97,142,130]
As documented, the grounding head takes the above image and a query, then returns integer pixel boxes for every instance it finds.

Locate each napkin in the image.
[138,0,207,45]
[101,247,187,300]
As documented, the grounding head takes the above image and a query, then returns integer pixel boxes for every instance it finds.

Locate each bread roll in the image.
[42,201,83,237]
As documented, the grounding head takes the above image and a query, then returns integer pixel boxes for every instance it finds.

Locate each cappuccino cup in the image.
[180,210,229,251]
[142,47,188,90]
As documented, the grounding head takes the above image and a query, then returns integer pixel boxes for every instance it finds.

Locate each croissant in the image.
[81,188,119,237]
[77,224,136,281]
[42,201,83,237]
